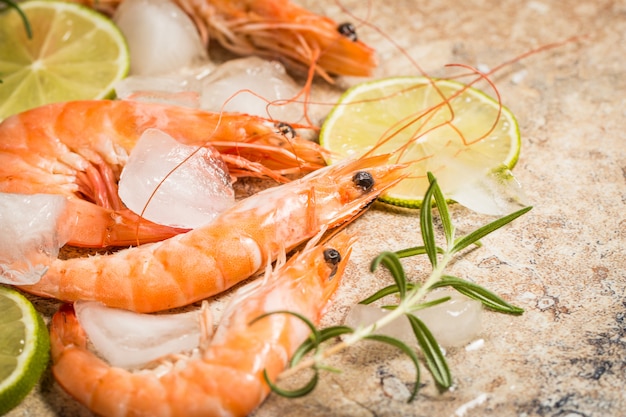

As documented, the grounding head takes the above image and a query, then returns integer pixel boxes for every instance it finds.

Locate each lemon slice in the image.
[0,0,130,121]
[0,286,50,415]
[319,76,521,210]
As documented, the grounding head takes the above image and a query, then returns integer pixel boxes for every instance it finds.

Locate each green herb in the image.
[263,172,530,400]
[0,0,32,38]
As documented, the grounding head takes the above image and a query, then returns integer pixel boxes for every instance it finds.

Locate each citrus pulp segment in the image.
[0,286,50,415]
[0,0,130,120]
[319,76,521,207]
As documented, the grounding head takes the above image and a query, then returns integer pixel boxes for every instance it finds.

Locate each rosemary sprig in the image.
[263,172,530,400]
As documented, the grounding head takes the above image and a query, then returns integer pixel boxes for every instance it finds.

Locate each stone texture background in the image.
[9,0,625,416]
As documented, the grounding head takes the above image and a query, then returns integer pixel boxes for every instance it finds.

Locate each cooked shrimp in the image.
[50,231,354,417]
[73,0,377,80]
[178,0,377,80]
[19,155,405,312]
[0,99,327,248]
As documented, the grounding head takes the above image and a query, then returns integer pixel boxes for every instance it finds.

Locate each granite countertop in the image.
[8,0,625,416]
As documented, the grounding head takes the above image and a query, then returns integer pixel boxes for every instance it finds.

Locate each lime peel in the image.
[0,286,50,415]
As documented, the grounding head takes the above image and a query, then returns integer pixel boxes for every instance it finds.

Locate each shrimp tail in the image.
[50,304,86,363]
[66,199,189,247]
[50,304,120,416]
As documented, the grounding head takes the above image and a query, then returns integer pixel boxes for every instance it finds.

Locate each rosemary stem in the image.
[277,250,455,382]
[278,339,352,380]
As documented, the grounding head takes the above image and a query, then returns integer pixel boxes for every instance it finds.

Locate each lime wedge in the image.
[0,0,130,121]
[319,76,521,209]
[0,286,50,415]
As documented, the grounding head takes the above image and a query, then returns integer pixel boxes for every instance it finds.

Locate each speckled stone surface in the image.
[7,0,626,416]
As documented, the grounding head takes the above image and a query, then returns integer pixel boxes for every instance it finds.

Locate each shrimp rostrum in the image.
[50,231,354,417]
[19,155,406,313]
[0,99,327,248]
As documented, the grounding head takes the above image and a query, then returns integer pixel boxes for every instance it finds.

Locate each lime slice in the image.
[0,0,130,121]
[0,286,50,415]
[319,76,521,208]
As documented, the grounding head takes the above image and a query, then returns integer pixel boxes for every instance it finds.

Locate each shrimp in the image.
[18,154,406,312]
[49,231,354,417]
[73,0,377,81]
[176,0,377,80]
[0,99,328,248]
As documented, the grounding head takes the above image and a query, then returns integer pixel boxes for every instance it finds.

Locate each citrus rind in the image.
[0,286,50,415]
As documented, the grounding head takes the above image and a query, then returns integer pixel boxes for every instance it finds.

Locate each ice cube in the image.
[114,0,208,76]
[199,57,304,123]
[416,289,483,347]
[0,193,68,285]
[344,289,483,348]
[119,128,235,228]
[449,165,529,216]
[75,301,202,369]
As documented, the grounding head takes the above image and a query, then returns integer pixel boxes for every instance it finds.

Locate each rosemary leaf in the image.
[427,172,455,247]
[405,296,451,313]
[359,282,419,305]
[363,334,421,402]
[396,245,428,258]
[395,245,445,258]
[370,252,408,300]
[430,276,524,315]
[451,206,532,254]
[263,368,319,398]
[420,180,439,267]
[407,315,452,389]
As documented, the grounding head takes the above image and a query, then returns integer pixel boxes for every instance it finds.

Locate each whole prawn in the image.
[0,99,328,248]
[73,0,377,81]
[50,231,354,417]
[19,154,405,312]
[178,0,377,80]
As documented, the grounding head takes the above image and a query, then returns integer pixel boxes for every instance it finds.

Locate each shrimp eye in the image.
[323,248,341,278]
[353,171,374,192]
[276,122,296,140]
[324,248,341,265]
[337,22,358,42]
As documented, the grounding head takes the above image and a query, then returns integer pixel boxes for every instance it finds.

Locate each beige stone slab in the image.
[7,0,626,416]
